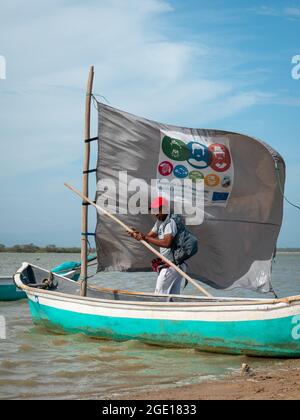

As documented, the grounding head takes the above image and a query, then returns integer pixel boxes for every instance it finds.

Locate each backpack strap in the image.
[170,214,185,265]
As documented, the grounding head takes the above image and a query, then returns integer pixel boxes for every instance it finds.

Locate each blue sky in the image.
[0,0,299,247]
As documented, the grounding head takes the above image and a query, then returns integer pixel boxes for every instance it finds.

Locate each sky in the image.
[0,0,299,247]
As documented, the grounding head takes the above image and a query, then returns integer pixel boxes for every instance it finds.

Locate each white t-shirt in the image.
[151,216,177,260]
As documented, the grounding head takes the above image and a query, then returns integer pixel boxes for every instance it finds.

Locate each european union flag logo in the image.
[212,192,229,202]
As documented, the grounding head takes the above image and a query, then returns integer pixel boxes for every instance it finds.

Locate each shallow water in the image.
[0,252,299,399]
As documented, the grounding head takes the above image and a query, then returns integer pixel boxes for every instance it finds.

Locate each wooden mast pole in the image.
[80,66,94,297]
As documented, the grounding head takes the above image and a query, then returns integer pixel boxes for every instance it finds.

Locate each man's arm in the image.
[128,229,157,240]
[128,230,173,248]
[144,233,174,248]
[146,230,157,238]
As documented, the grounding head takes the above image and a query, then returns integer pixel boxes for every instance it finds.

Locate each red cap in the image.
[150,196,169,210]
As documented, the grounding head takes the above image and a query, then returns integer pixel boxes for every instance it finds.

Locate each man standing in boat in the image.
[129,196,190,295]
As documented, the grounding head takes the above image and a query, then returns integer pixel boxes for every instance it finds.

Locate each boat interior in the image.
[14,263,276,305]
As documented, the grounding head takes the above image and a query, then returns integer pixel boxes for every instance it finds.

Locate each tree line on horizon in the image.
[0,243,85,253]
[0,243,298,253]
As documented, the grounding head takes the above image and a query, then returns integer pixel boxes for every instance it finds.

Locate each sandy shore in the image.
[125,359,300,400]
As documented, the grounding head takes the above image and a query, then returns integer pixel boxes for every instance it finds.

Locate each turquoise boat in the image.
[0,276,27,301]
[0,255,96,302]
[14,262,300,357]
[0,265,78,302]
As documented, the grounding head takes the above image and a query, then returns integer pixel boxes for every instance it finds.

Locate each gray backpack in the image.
[170,215,198,265]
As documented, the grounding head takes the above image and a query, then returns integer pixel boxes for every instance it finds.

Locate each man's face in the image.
[154,207,168,221]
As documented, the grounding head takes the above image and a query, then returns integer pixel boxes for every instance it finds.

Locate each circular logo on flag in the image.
[205,173,220,187]
[189,171,204,182]
[209,143,231,172]
[162,136,190,161]
[187,142,211,169]
[158,161,173,176]
[173,165,189,178]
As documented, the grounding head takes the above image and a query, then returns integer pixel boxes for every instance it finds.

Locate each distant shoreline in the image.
[277,251,300,254]
[0,245,299,254]
[277,249,300,253]
[0,244,92,253]
[0,250,82,253]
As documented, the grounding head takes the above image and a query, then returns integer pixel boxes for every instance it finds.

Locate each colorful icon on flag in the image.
[158,161,173,176]
[173,165,189,178]
[209,143,231,172]
[222,175,231,188]
[205,173,220,187]
[212,192,230,202]
[189,171,204,182]
[187,142,211,169]
[162,136,190,161]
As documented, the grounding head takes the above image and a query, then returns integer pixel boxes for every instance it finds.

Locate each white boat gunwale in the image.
[14,262,300,313]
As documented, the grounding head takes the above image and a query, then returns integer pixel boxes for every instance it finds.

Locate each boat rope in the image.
[82,200,97,206]
[40,272,58,290]
[275,161,300,211]
[91,95,98,111]
[270,286,278,299]
[84,136,98,143]
[87,262,98,268]
[83,169,97,174]
[87,238,95,257]
[92,93,110,105]
[271,158,300,300]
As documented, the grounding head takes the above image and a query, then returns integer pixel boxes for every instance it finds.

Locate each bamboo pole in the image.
[65,183,213,298]
[80,66,94,297]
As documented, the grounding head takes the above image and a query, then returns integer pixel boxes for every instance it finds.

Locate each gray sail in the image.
[95,102,285,292]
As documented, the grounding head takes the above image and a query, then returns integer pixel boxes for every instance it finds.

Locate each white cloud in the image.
[285,7,300,17]
[253,6,279,16]
[251,5,300,19]
[0,0,266,180]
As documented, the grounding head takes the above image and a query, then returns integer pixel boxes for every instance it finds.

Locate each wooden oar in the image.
[64,183,213,298]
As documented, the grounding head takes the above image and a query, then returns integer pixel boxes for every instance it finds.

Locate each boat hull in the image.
[0,277,27,301]
[26,292,300,358]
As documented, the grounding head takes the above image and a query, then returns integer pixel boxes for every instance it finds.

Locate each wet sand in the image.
[126,359,300,400]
